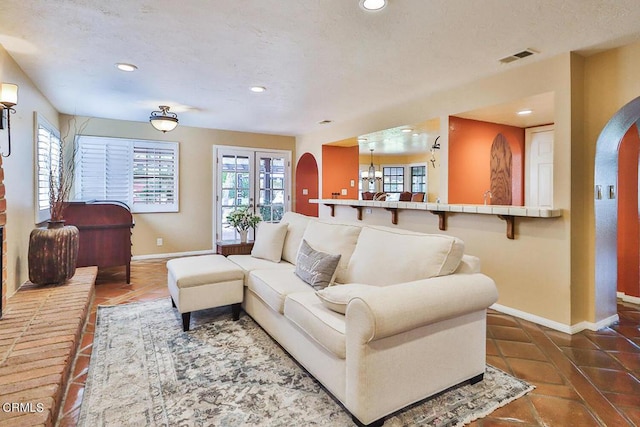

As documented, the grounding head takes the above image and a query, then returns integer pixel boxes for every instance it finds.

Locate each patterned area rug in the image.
[78,298,534,426]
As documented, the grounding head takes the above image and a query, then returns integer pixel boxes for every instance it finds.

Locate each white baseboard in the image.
[490,303,619,335]
[617,291,640,305]
[132,249,215,261]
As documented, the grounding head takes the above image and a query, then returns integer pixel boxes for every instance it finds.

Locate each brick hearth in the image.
[0,267,96,427]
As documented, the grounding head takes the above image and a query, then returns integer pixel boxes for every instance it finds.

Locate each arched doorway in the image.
[295,153,319,217]
[594,96,640,321]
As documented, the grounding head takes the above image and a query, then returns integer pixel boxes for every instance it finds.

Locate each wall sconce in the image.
[430,135,441,168]
[0,83,18,157]
[149,105,179,133]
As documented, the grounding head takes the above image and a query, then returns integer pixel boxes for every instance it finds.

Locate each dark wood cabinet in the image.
[64,201,134,283]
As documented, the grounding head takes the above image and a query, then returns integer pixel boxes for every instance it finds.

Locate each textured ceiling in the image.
[1,0,640,137]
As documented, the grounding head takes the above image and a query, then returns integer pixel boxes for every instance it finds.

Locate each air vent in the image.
[499,48,537,64]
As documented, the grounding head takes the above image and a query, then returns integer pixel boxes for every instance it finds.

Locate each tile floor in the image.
[57,259,640,426]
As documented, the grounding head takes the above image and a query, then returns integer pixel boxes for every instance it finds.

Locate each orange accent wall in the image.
[448,116,524,205]
[295,153,319,217]
[322,145,359,199]
[617,124,640,298]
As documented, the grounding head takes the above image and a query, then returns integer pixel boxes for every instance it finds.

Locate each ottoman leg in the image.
[182,312,191,332]
[232,303,241,321]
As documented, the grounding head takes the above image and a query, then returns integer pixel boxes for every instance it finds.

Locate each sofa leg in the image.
[469,372,484,385]
[352,415,384,427]
[231,303,241,320]
[181,312,191,332]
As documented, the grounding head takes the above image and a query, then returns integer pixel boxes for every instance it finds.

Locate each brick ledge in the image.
[0,267,96,427]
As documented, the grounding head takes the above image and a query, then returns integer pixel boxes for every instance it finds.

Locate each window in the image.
[75,136,179,213]
[410,165,426,193]
[35,114,62,223]
[383,166,404,194]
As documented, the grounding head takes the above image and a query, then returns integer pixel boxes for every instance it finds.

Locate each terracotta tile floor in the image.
[57,259,640,426]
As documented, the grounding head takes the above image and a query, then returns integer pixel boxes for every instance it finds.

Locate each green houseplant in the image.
[227,207,261,242]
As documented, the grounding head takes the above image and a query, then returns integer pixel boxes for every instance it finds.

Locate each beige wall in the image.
[63,115,295,257]
[0,45,60,297]
[298,53,577,328]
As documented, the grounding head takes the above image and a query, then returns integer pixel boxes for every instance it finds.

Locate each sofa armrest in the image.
[345,273,498,343]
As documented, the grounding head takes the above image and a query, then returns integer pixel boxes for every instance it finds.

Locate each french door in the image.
[214,147,291,242]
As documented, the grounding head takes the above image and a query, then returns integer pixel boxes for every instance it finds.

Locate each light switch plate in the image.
[302,188,308,195]
[341,188,347,195]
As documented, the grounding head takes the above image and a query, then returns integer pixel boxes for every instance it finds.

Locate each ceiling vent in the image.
[499,49,537,64]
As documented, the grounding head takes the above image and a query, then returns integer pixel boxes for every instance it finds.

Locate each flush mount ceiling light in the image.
[517,109,533,115]
[360,0,387,11]
[401,128,412,133]
[115,63,138,72]
[250,86,266,93]
[149,105,178,133]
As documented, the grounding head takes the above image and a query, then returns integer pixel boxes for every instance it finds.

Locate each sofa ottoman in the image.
[167,254,244,331]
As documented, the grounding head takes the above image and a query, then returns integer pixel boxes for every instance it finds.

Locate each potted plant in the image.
[226,207,261,243]
[27,117,87,285]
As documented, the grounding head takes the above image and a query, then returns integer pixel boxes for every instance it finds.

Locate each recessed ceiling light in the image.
[412,133,419,137]
[517,109,533,115]
[115,63,137,72]
[360,0,387,11]
[250,86,266,93]
[401,128,412,133]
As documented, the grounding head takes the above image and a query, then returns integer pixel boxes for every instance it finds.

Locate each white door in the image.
[525,125,554,207]
[214,147,291,242]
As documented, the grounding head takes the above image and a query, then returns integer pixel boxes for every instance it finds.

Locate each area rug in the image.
[78,298,534,426]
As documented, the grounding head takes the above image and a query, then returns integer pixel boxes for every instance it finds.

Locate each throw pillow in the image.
[294,239,341,290]
[250,222,288,262]
[315,283,376,314]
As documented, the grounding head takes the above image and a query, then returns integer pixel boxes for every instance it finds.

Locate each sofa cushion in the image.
[295,240,341,290]
[302,220,362,284]
[315,283,377,314]
[284,291,346,359]
[280,211,315,264]
[345,227,465,286]
[227,255,295,281]
[247,269,311,314]
[251,222,288,262]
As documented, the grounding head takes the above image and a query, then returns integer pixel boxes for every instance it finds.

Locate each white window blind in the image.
[35,114,62,223]
[75,136,179,213]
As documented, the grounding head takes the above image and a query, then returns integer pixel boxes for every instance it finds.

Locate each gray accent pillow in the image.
[294,239,341,290]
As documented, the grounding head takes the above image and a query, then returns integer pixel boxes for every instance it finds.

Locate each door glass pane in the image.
[257,153,287,223]
[220,154,251,240]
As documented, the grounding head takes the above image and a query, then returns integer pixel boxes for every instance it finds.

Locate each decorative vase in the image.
[239,229,248,243]
[28,220,80,285]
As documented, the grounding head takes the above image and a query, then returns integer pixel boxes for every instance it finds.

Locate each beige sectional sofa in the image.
[221,212,499,426]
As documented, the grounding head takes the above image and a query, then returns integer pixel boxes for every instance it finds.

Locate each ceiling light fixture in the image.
[401,128,412,133]
[517,109,533,115]
[361,148,383,183]
[149,105,178,133]
[250,86,266,93]
[318,120,333,125]
[360,0,387,11]
[0,83,18,157]
[115,63,138,72]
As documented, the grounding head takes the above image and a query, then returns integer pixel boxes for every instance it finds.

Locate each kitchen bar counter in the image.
[310,198,562,239]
